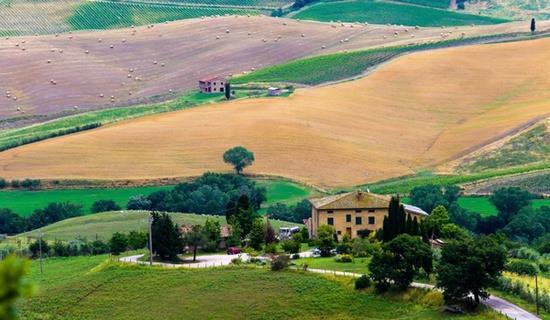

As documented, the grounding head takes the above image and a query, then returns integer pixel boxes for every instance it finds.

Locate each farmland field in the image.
[67,1,259,31]
[18,255,504,319]
[17,211,302,241]
[0,185,172,216]
[0,16,543,128]
[1,38,549,188]
[464,170,550,195]
[0,178,312,217]
[292,0,509,27]
[392,0,450,9]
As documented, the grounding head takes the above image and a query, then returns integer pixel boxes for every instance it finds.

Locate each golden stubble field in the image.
[0,38,549,188]
[1,15,547,122]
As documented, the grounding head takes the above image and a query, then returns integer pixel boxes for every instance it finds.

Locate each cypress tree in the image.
[530,18,536,33]
[412,216,420,236]
[398,205,407,235]
[405,214,413,235]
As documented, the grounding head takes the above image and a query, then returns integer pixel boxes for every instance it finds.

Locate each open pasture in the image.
[0,16,544,127]
[0,38,549,187]
[292,0,509,27]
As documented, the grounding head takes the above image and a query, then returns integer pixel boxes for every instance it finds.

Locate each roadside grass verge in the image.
[19,255,504,319]
[292,0,509,27]
[233,33,530,86]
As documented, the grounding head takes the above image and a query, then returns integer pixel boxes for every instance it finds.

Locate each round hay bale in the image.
[85,50,89,54]
[301,33,305,37]
[161,62,165,67]
[74,105,78,110]
[321,45,326,49]
[129,68,134,73]
[216,36,220,39]
[13,97,17,101]
[128,91,132,95]
[58,49,63,53]
[225,29,230,33]
[99,93,104,98]
[153,60,158,65]
[98,38,102,42]
[127,74,132,78]
[122,39,127,43]
[109,45,114,49]
[22,40,26,43]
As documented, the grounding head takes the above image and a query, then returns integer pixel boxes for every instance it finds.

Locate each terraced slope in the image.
[1,38,548,187]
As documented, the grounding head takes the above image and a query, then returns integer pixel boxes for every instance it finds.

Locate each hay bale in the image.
[58,49,63,53]
[225,29,230,33]
[98,38,102,42]
[109,45,114,49]
[85,50,89,54]
[99,93,104,98]
[160,62,165,67]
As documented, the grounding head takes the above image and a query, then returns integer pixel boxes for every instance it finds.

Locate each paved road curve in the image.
[120,253,540,320]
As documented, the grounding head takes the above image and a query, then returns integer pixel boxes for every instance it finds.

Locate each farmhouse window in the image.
[327,210,334,213]
[327,217,334,225]
[337,230,342,235]
[355,217,362,225]
[346,214,351,222]
[368,217,375,225]
[355,209,362,213]
[368,209,375,213]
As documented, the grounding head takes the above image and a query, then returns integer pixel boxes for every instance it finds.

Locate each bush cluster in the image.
[355,275,371,290]
[506,260,538,276]
[271,254,290,271]
[334,254,353,263]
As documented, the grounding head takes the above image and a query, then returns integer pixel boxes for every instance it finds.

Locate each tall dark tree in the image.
[265,219,276,244]
[437,236,507,306]
[151,211,183,261]
[223,146,255,174]
[224,82,231,100]
[109,232,128,256]
[531,18,536,33]
[382,196,408,242]
[0,209,26,234]
[226,194,257,239]
[369,234,432,291]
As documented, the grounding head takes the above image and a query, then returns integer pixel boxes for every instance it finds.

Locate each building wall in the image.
[311,208,424,240]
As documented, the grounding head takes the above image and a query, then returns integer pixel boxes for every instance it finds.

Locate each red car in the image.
[227,247,241,255]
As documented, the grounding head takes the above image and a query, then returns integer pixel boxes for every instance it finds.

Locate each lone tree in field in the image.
[223,146,254,174]
[151,211,183,261]
[531,18,536,33]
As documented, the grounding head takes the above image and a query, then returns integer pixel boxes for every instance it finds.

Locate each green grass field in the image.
[392,0,449,9]
[0,185,172,216]
[292,0,508,27]
[16,211,301,241]
[294,256,371,274]
[18,255,504,319]
[68,1,258,31]
[256,178,318,213]
[0,178,314,217]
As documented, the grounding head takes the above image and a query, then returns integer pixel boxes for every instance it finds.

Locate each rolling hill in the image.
[16,211,301,241]
[0,16,544,129]
[0,37,549,187]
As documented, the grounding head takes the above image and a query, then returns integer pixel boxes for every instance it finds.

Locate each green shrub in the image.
[291,253,300,260]
[271,254,290,271]
[264,243,278,254]
[538,262,549,273]
[506,260,538,276]
[511,247,541,261]
[355,275,371,290]
[91,200,121,213]
[10,180,20,188]
[20,179,41,190]
[335,254,353,263]
[0,178,6,189]
[281,239,300,254]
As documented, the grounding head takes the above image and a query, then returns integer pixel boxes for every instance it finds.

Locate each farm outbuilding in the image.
[198,76,226,93]
[268,87,282,96]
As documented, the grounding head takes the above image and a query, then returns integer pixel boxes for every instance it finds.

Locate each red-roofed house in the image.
[198,76,226,93]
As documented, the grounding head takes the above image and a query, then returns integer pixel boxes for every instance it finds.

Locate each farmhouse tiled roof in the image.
[309,191,429,216]
[199,75,224,82]
[309,191,391,210]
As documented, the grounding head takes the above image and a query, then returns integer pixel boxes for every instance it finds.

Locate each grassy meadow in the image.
[292,0,508,27]
[0,178,314,217]
[18,255,505,319]
[0,185,172,217]
[392,0,450,9]
[17,211,301,241]
[294,256,371,275]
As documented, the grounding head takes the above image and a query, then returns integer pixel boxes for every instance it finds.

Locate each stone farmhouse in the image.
[308,190,428,240]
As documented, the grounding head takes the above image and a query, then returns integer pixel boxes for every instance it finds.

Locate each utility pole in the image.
[38,232,43,274]
[535,272,540,315]
[148,214,154,266]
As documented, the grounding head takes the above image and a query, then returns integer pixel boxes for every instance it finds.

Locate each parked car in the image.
[227,247,241,255]
[311,248,321,257]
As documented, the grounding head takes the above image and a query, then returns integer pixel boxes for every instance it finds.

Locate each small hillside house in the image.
[308,190,428,240]
[198,76,226,93]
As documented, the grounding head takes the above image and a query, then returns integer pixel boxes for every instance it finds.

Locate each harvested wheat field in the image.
[1,15,547,125]
[1,38,549,187]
